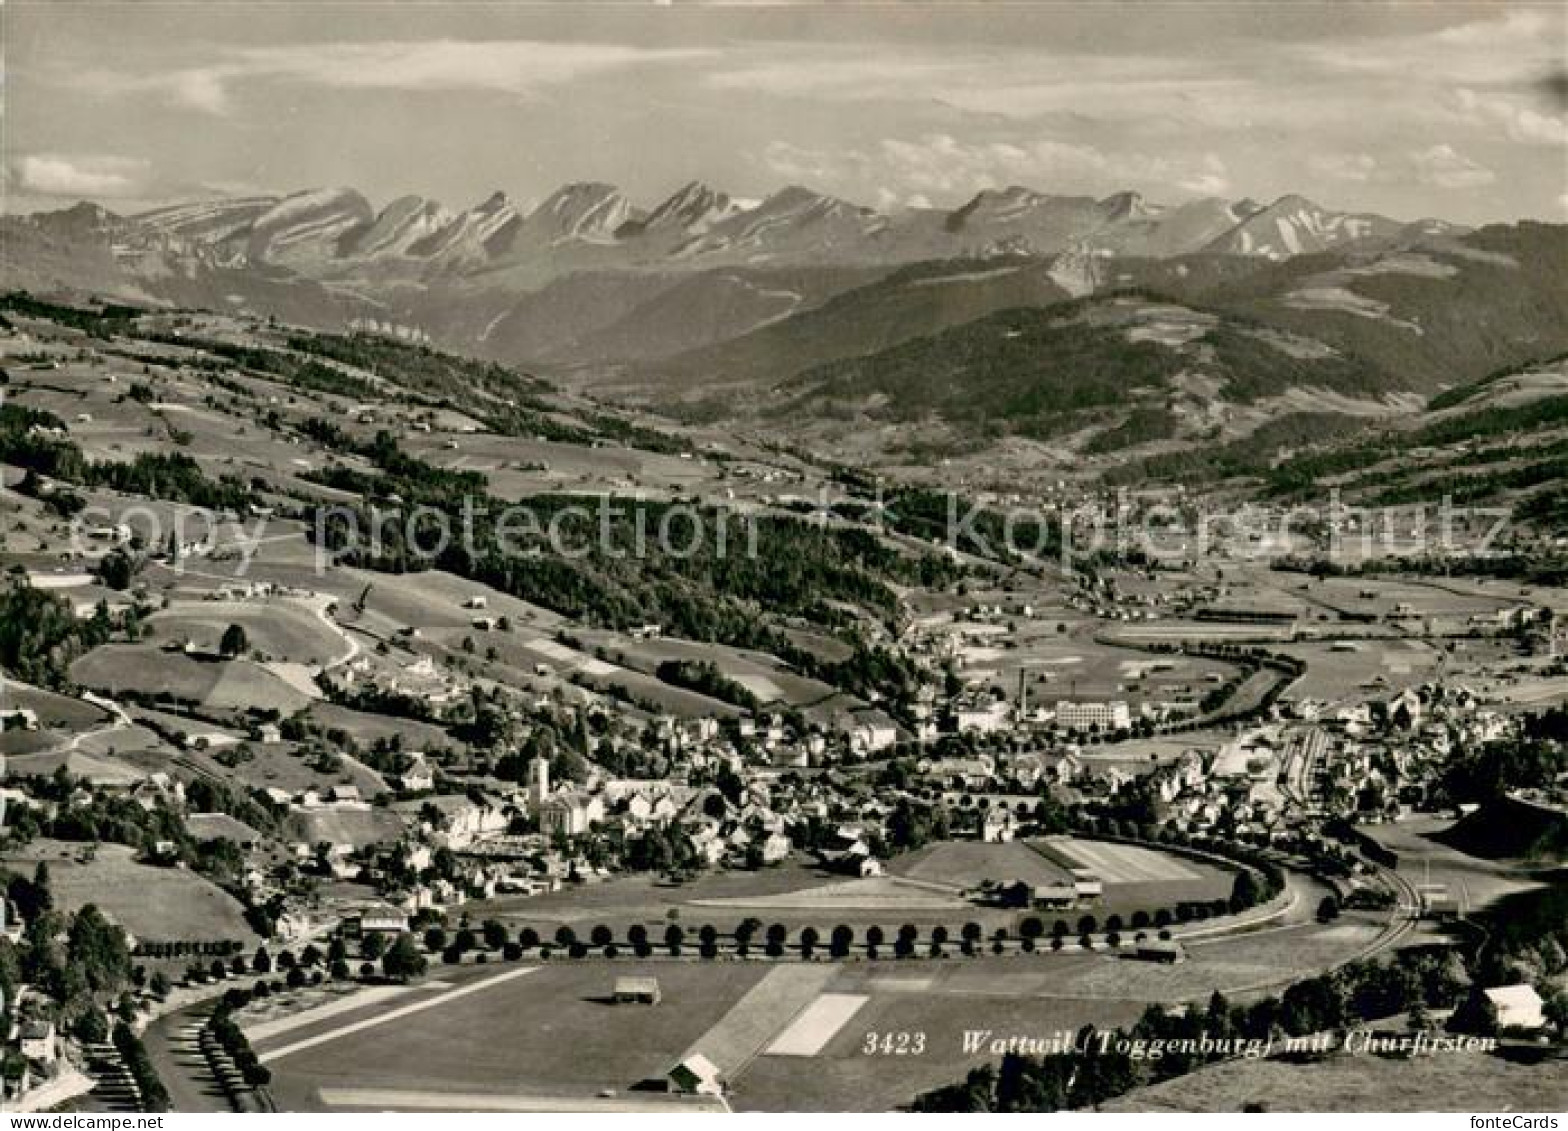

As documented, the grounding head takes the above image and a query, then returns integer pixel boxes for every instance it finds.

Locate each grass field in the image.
[0,840,257,944]
[286,807,406,849]
[732,985,1148,1112]
[3,682,114,729]
[892,841,1071,890]
[575,630,844,709]
[3,747,149,786]
[968,630,1234,709]
[1278,639,1444,701]
[1101,1047,1568,1113]
[891,837,1233,923]
[305,702,452,749]
[69,646,315,714]
[262,961,772,1110]
[473,838,1233,938]
[690,876,972,912]
[147,599,345,666]
[257,881,1379,1113]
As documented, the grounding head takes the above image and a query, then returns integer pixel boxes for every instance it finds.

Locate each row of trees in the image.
[113,1022,170,1111]
[206,1005,271,1092]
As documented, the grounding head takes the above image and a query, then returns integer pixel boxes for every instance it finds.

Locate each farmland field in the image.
[1277,639,1443,701]
[0,840,257,944]
[575,629,845,709]
[69,646,315,713]
[146,598,345,666]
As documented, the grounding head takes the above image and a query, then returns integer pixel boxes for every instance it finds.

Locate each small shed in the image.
[614,976,662,1005]
[1134,939,1187,964]
[667,1053,723,1095]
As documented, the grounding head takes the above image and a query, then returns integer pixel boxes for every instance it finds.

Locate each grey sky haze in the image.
[4,1,1565,223]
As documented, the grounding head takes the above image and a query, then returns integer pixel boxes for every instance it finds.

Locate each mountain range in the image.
[3,180,1566,459]
[2,179,1450,322]
[12,180,1442,280]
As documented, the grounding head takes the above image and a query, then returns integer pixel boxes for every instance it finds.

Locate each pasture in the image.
[575,629,844,709]
[0,840,257,944]
[1278,639,1442,701]
[0,682,113,755]
[146,598,345,667]
[69,646,315,714]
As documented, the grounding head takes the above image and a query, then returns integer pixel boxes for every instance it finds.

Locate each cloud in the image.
[1304,9,1565,84]
[1309,147,1499,194]
[90,39,710,116]
[170,69,231,115]
[708,47,1266,133]
[1434,9,1555,49]
[1177,154,1231,195]
[1453,87,1568,145]
[1410,144,1496,190]
[759,133,1234,205]
[14,154,150,198]
[1309,152,1379,183]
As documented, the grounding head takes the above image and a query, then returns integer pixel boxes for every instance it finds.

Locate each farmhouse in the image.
[19,1019,57,1064]
[613,976,662,1005]
[396,753,435,793]
[1482,985,1546,1033]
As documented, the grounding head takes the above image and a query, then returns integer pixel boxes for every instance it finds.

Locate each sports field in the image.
[253,882,1378,1113]
[261,962,773,1109]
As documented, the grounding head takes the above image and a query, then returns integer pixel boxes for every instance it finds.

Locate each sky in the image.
[4,1,1566,224]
